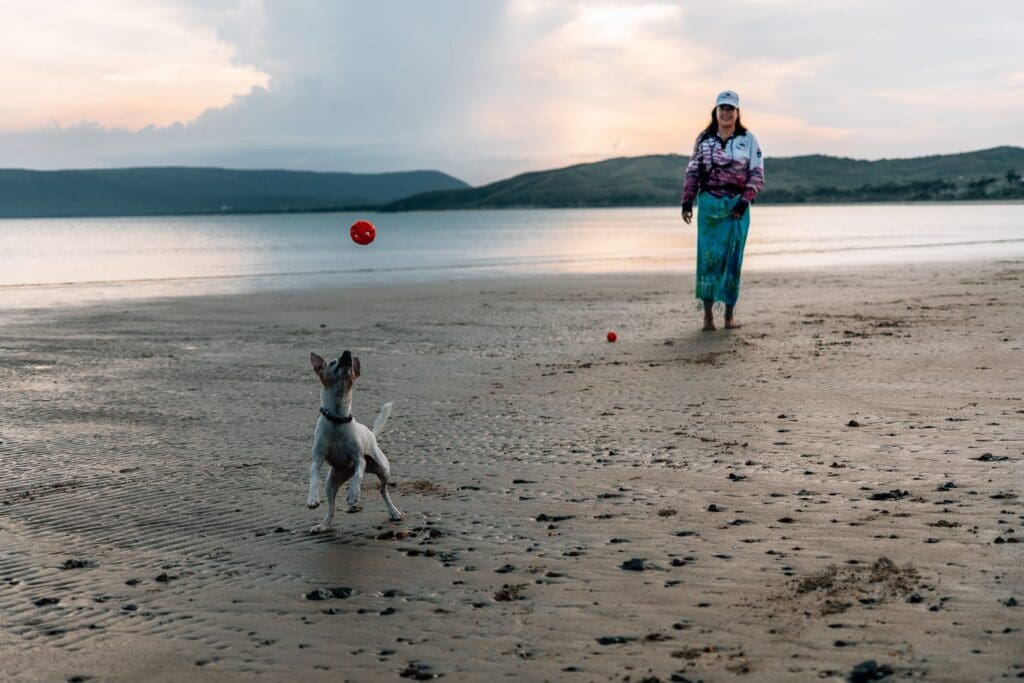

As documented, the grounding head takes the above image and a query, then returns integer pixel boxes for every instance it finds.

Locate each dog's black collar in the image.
[319,407,353,424]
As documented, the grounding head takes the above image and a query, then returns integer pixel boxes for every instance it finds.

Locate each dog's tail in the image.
[372,402,393,437]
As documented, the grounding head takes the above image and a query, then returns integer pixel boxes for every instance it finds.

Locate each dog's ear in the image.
[310,352,326,375]
[352,357,360,379]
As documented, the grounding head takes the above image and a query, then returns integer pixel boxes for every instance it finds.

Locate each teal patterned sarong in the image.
[695,192,749,306]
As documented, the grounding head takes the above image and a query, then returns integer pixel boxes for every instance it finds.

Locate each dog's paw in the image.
[389,510,403,522]
[306,497,321,509]
[309,523,329,535]
[345,493,360,507]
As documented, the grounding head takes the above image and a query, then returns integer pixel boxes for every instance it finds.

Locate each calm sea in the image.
[1,204,1022,310]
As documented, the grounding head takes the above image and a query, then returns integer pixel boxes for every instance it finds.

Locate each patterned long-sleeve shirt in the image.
[680,130,764,206]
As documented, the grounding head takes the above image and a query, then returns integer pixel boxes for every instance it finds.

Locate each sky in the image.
[1,0,1022,185]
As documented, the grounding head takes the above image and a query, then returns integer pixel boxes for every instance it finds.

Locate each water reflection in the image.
[0,204,1021,311]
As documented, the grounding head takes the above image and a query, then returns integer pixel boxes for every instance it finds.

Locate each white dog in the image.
[306,350,401,533]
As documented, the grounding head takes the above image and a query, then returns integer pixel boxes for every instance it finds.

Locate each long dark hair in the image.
[700,106,747,139]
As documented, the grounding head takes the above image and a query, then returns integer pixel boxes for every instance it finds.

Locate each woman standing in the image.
[681,90,764,330]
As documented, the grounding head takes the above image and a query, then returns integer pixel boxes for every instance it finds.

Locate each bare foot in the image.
[703,319,716,331]
[724,318,741,329]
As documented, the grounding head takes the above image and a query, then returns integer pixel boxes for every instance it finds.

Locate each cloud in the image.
[0,1,267,130]
[0,0,1021,183]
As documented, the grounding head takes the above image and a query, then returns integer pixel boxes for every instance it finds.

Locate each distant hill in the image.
[0,167,469,218]
[382,146,1024,211]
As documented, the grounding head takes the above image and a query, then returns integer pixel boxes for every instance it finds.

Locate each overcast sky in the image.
[1,0,1021,184]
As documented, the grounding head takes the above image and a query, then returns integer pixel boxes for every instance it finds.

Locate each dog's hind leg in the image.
[310,465,351,534]
[369,445,402,521]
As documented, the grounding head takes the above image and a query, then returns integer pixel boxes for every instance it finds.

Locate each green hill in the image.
[0,167,469,218]
[382,146,1024,211]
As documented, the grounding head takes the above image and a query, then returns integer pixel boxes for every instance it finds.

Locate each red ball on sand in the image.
[350,220,376,245]
[607,331,617,342]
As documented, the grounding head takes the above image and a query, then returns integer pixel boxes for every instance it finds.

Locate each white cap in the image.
[715,90,740,108]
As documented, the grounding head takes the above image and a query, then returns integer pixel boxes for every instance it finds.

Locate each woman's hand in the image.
[681,203,693,224]
[730,199,749,219]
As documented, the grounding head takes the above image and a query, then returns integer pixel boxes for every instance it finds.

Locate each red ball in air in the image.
[607,331,617,342]
[350,220,376,245]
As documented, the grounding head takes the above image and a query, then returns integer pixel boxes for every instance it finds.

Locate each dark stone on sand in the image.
[974,453,1008,462]
[670,558,687,567]
[305,587,355,601]
[848,660,894,682]
[273,526,288,533]
[125,578,141,586]
[122,604,138,611]
[707,504,721,512]
[380,607,397,615]
[67,677,94,683]
[907,593,924,604]
[495,564,515,573]
[674,530,698,537]
[1005,597,1018,607]
[399,661,440,680]
[596,635,637,645]
[61,559,94,570]
[34,597,60,606]
[936,481,956,491]
[670,674,698,683]
[847,420,861,427]
[777,517,796,524]
[512,479,535,484]
[535,513,574,522]
[621,558,655,571]
[494,584,528,601]
[994,537,1005,544]
[609,538,630,543]
[155,572,176,582]
[869,489,909,501]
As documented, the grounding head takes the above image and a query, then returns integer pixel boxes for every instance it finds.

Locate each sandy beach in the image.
[1,259,1021,682]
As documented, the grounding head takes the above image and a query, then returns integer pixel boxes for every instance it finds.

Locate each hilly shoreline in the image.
[2,147,1021,219]
[0,167,469,219]
[383,146,1024,211]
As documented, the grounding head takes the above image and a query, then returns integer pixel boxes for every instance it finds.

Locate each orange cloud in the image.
[0,1,267,130]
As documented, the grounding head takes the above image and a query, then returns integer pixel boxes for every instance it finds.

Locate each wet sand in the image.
[1,260,1021,682]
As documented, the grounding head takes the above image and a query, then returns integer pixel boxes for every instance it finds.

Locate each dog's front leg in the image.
[306,444,327,508]
[346,454,366,507]
[311,466,342,534]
